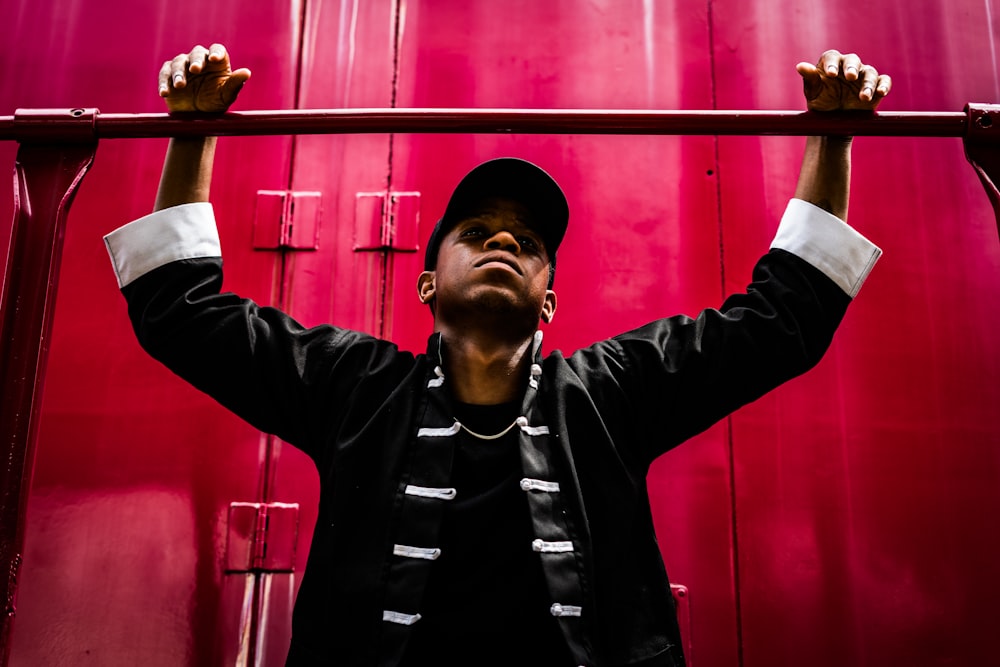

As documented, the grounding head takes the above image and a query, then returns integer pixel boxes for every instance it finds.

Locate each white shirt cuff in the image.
[104,203,221,288]
[770,199,882,298]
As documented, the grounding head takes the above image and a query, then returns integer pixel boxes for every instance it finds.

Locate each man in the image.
[104,44,889,666]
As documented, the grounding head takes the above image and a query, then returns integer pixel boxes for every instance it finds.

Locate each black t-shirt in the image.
[400,401,573,666]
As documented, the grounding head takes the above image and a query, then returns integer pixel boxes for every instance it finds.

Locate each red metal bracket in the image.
[671,584,692,663]
[963,104,1000,236]
[252,190,322,250]
[10,107,99,142]
[0,108,98,661]
[353,190,421,252]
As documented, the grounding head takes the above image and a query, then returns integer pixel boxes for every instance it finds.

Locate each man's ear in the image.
[417,271,436,304]
[540,289,557,324]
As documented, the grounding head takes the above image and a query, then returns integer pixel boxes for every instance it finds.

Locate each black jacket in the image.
[121,245,850,666]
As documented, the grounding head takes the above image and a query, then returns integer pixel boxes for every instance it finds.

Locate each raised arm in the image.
[793,49,892,220]
[153,43,251,211]
[105,45,377,458]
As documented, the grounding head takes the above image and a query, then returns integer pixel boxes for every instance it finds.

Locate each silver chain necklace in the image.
[457,417,524,441]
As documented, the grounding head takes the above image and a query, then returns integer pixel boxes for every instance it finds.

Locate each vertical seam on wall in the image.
[279,0,311,314]
[286,0,311,194]
[256,0,312,517]
[276,0,311,307]
[706,4,725,299]
[378,0,406,336]
[387,0,402,189]
[706,1,746,666]
[263,0,312,508]
[241,6,316,660]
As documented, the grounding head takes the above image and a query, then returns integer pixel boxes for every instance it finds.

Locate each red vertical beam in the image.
[0,110,97,663]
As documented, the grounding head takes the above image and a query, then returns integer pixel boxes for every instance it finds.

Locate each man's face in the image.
[419,196,557,329]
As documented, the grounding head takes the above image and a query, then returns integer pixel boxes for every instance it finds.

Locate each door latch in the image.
[253,190,322,250]
[354,191,421,252]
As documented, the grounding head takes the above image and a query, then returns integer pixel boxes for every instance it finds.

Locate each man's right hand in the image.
[158,43,251,113]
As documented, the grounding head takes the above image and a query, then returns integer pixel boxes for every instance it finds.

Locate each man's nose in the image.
[484,230,520,253]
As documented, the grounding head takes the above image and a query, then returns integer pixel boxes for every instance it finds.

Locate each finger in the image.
[221,68,252,105]
[795,61,823,98]
[169,54,189,89]
[842,52,863,81]
[230,67,252,84]
[158,60,172,97]
[875,73,892,97]
[818,49,842,78]
[188,44,209,74]
[868,74,892,106]
[858,64,879,101]
[796,61,820,78]
[208,43,228,63]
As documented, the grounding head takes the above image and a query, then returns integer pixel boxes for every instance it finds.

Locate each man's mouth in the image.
[475,254,522,275]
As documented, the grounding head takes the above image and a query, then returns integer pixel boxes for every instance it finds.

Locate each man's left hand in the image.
[796,50,892,112]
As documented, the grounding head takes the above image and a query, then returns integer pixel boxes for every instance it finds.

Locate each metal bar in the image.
[0,108,970,141]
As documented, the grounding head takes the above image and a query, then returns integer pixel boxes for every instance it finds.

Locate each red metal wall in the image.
[713,4,1000,664]
[2,1,998,665]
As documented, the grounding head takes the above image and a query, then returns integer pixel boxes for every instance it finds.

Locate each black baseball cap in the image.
[423,158,569,285]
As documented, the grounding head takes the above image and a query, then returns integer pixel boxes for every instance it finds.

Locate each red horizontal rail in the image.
[0,108,971,141]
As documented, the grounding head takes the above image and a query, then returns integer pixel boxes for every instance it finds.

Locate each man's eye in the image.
[460,228,484,238]
[518,236,539,250]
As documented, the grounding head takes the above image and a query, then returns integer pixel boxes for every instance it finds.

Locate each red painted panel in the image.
[0,1,301,664]
[710,2,1000,666]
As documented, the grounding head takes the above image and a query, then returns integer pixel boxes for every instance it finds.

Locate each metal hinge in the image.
[225,502,299,573]
[354,191,421,252]
[252,190,322,250]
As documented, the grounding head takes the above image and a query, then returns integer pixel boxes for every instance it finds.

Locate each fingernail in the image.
[173,74,183,83]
